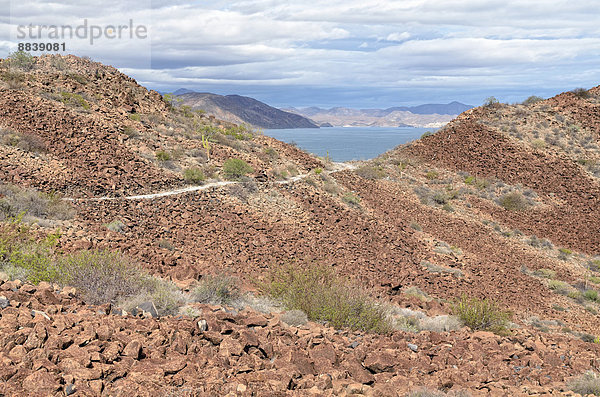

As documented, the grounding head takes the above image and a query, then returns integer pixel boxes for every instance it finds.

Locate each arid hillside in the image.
[1,54,599,396]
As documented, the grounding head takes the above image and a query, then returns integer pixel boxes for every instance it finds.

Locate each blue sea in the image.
[264,126,434,162]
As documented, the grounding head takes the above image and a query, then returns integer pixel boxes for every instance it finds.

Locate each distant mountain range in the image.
[284,102,473,128]
[175,91,318,129]
[173,89,472,129]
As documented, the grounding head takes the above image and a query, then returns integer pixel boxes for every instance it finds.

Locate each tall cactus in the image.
[201,133,211,161]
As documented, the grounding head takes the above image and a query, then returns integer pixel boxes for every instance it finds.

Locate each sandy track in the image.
[67,162,356,201]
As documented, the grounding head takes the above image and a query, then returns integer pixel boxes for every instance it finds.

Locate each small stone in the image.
[349,341,359,349]
[31,310,51,321]
[198,319,208,331]
[0,296,9,309]
[408,343,418,352]
[123,340,142,359]
[65,383,76,396]
[136,301,158,318]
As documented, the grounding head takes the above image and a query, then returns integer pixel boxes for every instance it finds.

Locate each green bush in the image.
[498,191,529,211]
[128,113,141,121]
[568,371,600,396]
[0,215,59,283]
[452,295,511,333]
[583,289,599,302]
[0,183,74,221]
[60,92,90,110]
[0,219,186,315]
[342,192,361,206]
[8,50,34,71]
[356,165,386,180]
[222,158,254,180]
[425,170,439,180]
[155,150,171,161]
[522,96,544,106]
[260,263,392,333]
[183,167,206,184]
[483,96,499,107]
[571,88,590,99]
[191,274,240,305]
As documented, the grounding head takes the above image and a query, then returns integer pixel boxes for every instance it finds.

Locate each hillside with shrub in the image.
[1,53,599,396]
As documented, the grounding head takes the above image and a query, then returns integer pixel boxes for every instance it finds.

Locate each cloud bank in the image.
[2,0,599,107]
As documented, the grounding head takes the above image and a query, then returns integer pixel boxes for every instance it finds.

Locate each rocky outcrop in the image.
[1,278,599,396]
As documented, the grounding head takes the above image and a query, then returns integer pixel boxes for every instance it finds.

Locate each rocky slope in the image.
[1,54,600,396]
[176,92,319,129]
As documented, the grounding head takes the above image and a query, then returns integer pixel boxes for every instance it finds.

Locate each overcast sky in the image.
[2,1,600,108]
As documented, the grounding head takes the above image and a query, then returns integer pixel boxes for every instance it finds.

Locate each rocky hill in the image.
[175,91,319,129]
[1,54,600,396]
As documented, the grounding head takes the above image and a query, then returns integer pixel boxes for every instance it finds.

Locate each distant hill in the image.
[176,91,319,129]
[284,101,473,128]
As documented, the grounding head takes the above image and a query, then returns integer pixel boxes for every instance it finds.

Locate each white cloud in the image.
[386,32,410,42]
[3,0,600,106]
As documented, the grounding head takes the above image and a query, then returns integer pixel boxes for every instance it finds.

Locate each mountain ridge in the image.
[284,101,473,127]
[175,91,319,129]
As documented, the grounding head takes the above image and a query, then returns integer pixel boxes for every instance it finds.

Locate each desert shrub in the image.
[0,184,74,221]
[522,96,544,106]
[264,147,278,159]
[498,191,529,211]
[1,70,25,89]
[128,113,141,121]
[342,192,361,206]
[548,279,571,295]
[191,274,240,305]
[583,289,599,302]
[410,222,422,231]
[260,263,392,333]
[421,131,434,138]
[155,150,171,161]
[356,165,386,180]
[183,167,206,184]
[119,276,187,316]
[0,216,58,283]
[425,170,439,180]
[105,219,125,233]
[281,309,309,326]
[224,124,252,140]
[568,371,600,396]
[421,261,463,277]
[418,315,463,332]
[432,192,448,205]
[8,50,35,71]
[122,126,138,138]
[57,250,142,304]
[314,167,323,175]
[452,295,511,333]
[531,139,546,149]
[558,247,572,261]
[222,158,253,180]
[571,88,590,99]
[442,203,454,212]
[483,96,499,107]
[60,92,90,110]
[533,268,556,279]
[0,127,46,153]
[323,180,340,194]
[404,286,431,302]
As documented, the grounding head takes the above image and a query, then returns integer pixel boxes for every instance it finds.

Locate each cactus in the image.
[201,133,211,161]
